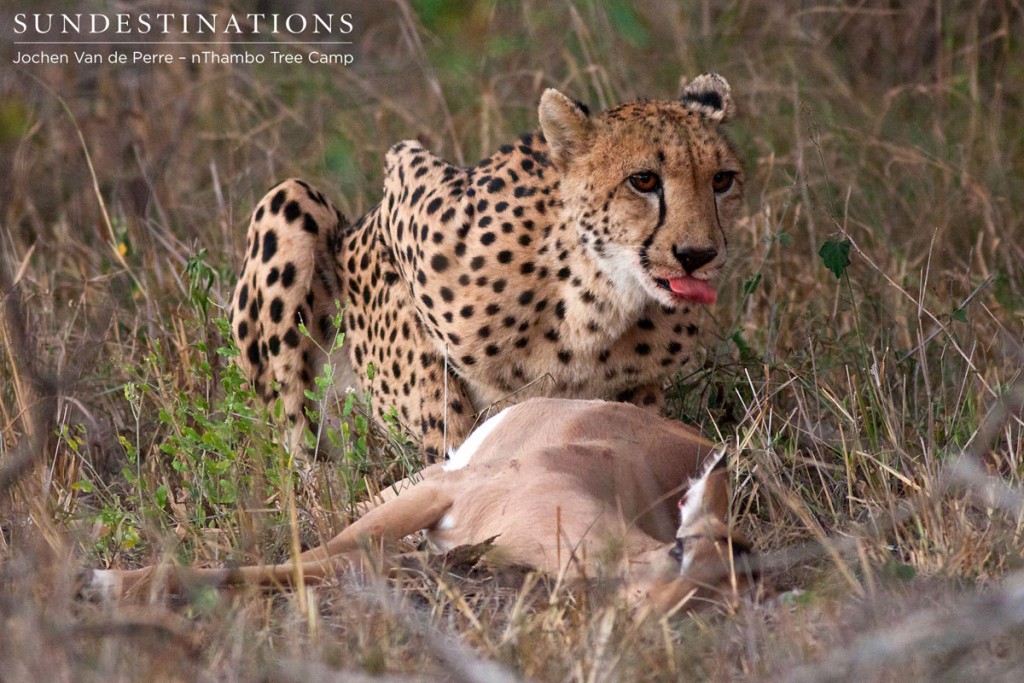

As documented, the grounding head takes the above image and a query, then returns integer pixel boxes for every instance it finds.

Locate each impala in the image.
[84,398,752,611]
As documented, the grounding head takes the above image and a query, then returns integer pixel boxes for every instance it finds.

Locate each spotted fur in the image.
[230,74,744,460]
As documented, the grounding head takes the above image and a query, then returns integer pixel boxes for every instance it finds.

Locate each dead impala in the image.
[84,398,753,611]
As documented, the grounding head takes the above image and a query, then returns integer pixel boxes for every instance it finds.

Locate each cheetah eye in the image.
[712,171,736,194]
[628,172,661,194]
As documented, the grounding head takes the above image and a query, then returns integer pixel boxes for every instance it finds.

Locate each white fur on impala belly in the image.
[427,514,457,552]
[84,569,122,600]
[443,406,513,471]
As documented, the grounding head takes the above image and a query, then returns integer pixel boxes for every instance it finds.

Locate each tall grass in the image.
[1,0,1023,680]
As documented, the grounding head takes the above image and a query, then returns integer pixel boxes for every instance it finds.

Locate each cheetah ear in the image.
[538,89,593,170]
[679,73,735,123]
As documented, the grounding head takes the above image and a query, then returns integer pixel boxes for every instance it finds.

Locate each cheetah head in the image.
[539,74,743,311]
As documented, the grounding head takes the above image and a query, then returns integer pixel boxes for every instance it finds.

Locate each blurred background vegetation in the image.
[1,1,1023,681]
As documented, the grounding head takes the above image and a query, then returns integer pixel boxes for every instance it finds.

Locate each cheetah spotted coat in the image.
[230,74,744,460]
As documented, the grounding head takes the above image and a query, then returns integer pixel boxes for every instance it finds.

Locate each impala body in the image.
[85,399,750,610]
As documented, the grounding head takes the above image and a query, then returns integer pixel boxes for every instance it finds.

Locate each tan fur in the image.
[83,399,752,612]
[229,76,744,459]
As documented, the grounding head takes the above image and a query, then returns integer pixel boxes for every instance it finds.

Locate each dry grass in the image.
[2,0,1023,680]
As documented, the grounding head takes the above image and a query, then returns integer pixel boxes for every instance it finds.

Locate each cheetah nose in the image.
[672,246,718,274]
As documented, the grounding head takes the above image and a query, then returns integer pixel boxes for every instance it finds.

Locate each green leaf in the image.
[819,239,852,279]
[882,561,917,581]
[951,307,967,323]
[742,273,762,297]
[342,391,356,417]
[155,485,168,509]
[730,331,756,361]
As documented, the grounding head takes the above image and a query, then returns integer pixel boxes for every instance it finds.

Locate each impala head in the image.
[671,450,735,570]
[538,74,743,311]
[646,450,755,612]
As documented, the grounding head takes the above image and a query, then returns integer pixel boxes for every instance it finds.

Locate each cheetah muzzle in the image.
[230,73,744,460]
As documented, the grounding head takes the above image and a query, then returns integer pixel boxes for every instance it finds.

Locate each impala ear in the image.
[679,73,735,123]
[678,450,730,527]
[538,88,593,170]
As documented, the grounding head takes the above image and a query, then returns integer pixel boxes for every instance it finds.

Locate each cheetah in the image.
[230,74,744,460]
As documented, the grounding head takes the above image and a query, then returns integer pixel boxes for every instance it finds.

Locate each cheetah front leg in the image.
[343,257,478,461]
[353,342,476,462]
[418,350,478,461]
[230,179,348,454]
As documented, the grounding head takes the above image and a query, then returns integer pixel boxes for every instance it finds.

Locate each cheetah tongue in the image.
[668,277,717,305]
